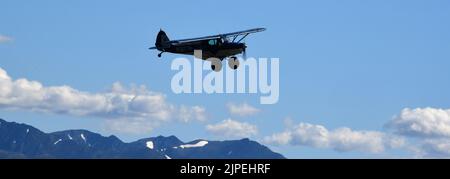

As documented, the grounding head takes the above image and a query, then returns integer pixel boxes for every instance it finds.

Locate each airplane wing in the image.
[221,28,266,38]
[168,28,266,44]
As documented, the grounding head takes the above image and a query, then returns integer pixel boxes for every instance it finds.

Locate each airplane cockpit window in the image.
[208,39,217,46]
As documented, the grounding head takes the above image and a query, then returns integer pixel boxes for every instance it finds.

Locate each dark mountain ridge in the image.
[0,118,285,159]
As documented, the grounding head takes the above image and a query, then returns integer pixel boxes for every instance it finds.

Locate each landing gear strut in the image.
[158,51,164,58]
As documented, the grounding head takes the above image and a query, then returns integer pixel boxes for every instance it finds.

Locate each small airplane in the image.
[149,28,266,72]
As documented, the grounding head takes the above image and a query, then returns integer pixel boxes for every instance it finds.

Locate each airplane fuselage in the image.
[161,40,245,60]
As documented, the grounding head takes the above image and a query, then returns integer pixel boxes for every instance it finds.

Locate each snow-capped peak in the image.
[179,140,208,149]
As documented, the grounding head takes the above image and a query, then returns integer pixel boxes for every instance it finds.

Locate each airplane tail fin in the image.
[155,29,170,50]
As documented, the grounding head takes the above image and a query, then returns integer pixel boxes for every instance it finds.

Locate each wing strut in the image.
[236,33,249,43]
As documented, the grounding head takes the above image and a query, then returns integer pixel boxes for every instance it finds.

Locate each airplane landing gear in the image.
[158,52,164,58]
[228,56,240,70]
[210,58,222,72]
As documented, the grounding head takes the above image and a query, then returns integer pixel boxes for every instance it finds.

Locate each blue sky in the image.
[1,0,450,158]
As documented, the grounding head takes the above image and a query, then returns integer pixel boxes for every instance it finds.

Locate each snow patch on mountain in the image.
[179,140,208,148]
[146,141,154,150]
[80,134,86,142]
[54,139,62,145]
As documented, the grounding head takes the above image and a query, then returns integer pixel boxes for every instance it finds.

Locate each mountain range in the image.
[0,118,285,159]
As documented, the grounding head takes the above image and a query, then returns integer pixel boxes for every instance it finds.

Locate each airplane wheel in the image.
[228,57,240,70]
[210,58,222,72]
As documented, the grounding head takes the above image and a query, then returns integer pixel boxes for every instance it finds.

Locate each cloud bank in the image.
[227,102,261,117]
[264,107,450,157]
[206,119,258,138]
[386,107,450,138]
[386,107,450,157]
[264,122,404,153]
[0,67,206,134]
[3,67,450,157]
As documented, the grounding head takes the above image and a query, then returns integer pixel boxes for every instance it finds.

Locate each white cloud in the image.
[206,119,258,138]
[178,105,207,123]
[418,139,450,158]
[385,107,450,157]
[0,67,207,134]
[0,35,13,43]
[264,107,450,157]
[386,107,450,138]
[227,102,260,117]
[264,122,404,153]
[263,131,292,145]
